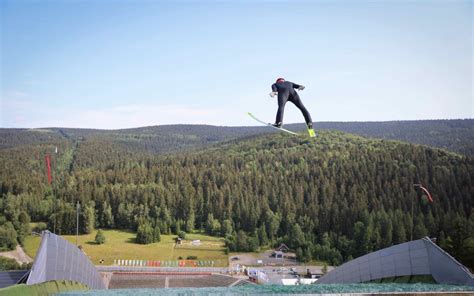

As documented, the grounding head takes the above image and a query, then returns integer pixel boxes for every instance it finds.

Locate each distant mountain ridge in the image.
[1,119,472,156]
[308,119,474,156]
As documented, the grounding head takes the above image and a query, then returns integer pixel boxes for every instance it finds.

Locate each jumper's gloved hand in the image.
[298,86,305,91]
[269,91,277,98]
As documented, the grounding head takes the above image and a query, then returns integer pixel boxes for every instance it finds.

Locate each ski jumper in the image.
[271,81,312,125]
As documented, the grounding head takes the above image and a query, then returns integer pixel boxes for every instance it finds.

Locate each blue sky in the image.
[1,0,472,129]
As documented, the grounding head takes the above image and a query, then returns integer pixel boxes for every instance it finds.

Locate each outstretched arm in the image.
[291,82,305,91]
[269,84,278,97]
[290,82,301,89]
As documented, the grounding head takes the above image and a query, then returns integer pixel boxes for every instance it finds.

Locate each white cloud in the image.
[4,86,469,129]
[1,88,289,128]
[1,99,252,129]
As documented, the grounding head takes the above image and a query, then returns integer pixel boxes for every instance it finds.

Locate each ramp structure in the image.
[317,237,474,286]
[26,231,105,289]
[0,271,28,288]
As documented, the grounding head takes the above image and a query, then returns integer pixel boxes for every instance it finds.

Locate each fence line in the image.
[97,266,230,274]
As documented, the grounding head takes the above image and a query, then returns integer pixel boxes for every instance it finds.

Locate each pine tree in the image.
[0,222,17,251]
[136,222,154,244]
[221,219,233,237]
[95,229,106,244]
[153,225,161,242]
[257,224,269,246]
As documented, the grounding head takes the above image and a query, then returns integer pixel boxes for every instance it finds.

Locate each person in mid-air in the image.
[269,78,315,136]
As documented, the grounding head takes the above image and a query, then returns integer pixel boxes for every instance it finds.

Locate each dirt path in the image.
[0,245,34,264]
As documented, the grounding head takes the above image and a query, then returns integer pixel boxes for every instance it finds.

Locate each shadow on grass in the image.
[85,241,101,245]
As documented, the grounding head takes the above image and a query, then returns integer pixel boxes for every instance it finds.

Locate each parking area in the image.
[255,266,328,285]
[229,250,299,267]
[229,250,333,285]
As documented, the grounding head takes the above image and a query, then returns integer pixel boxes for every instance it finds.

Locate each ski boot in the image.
[272,122,282,128]
[307,122,316,137]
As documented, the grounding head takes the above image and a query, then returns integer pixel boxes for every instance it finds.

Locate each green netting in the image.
[58,283,474,295]
[0,280,88,296]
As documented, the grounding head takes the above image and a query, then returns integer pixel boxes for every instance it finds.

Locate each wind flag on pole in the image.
[45,154,52,185]
[414,184,434,202]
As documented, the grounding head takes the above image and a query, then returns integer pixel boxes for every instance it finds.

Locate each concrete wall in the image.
[26,231,105,289]
[317,237,474,286]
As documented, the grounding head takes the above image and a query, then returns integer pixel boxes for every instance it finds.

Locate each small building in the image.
[273,251,284,259]
[276,243,290,253]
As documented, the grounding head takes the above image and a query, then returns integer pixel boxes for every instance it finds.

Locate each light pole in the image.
[76,201,80,246]
[45,152,56,233]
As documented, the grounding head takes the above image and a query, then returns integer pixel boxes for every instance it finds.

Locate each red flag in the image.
[45,154,52,184]
[414,184,433,202]
[418,185,434,202]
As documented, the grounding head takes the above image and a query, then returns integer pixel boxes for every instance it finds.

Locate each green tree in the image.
[353,221,371,257]
[296,247,304,262]
[101,201,114,228]
[438,231,454,253]
[136,222,154,244]
[0,222,17,251]
[221,219,233,237]
[33,222,47,233]
[392,214,407,244]
[413,221,428,239]
[248,232,259,252]
[178,230,186,239]
[0,257,24,271]
[186,211,195,233]
[81,202,95,234]
[265,211,281,242]
[288,223,305,249]
[153,225,161,242]
[257,224,269,246]
[95,229,106,244]
[236,230,249,251]
[460,237,474,270]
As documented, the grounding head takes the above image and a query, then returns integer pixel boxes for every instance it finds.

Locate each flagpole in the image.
[45,146,59,234]
[76,201,80,246]
[53,146,58,234]
[45,154,55,233]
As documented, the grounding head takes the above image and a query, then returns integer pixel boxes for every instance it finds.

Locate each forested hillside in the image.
[1,119,473,156]
[1,130,473,268]
[312,119,474,156]
[0,125,268,154]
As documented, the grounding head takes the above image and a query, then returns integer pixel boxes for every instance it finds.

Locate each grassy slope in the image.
[23,229,228,266]
[0,280,88,295]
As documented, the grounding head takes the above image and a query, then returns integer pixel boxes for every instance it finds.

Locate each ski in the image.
[247,112,300,136]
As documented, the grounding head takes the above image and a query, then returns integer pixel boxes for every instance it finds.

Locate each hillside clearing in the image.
[23,229,228,266]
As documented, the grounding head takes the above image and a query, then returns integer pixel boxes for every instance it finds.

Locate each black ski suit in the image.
[271,81,312,125]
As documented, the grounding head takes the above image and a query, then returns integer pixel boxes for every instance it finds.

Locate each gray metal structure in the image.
[26,231,105,289]
[317,237,474,286]
[0,271,28,288]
